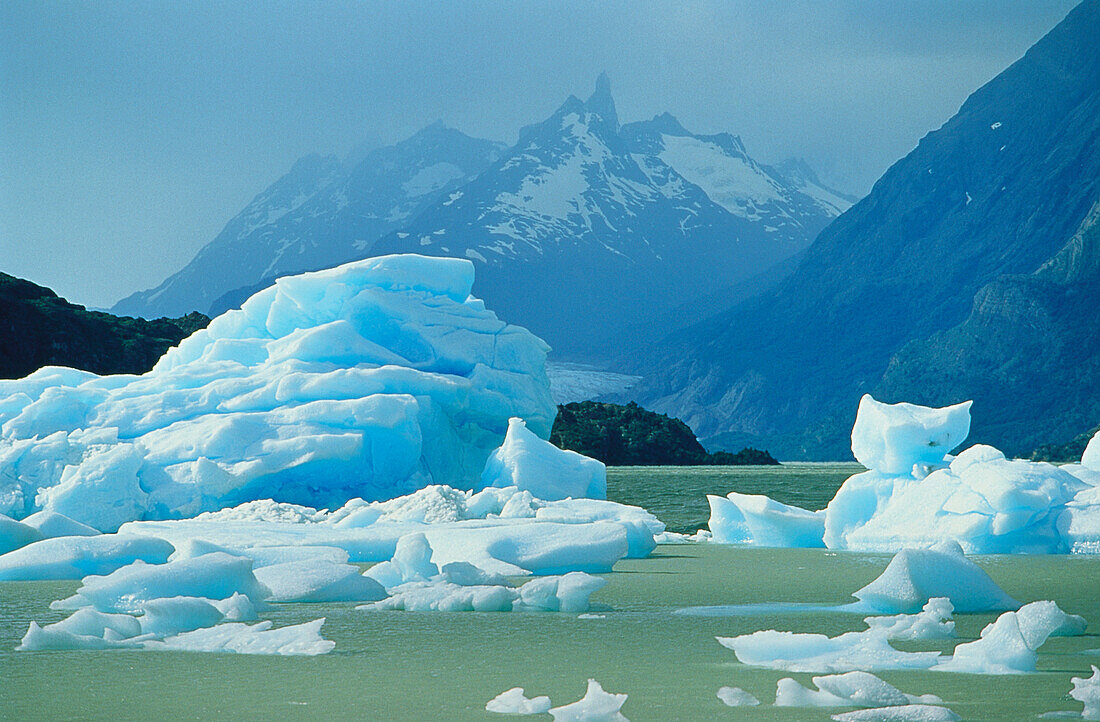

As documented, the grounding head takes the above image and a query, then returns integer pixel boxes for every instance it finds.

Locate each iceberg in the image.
[0,534,174,581]
[0,514,43,555]
[852,541,1019,613]
[707,491,825,547]
[549,679,628,722]
[706,395,1100,554]
[716,687,760,707]
[830,705,961,721]
[863,597,956,641]
[20,510,100,538]
[0,255,556,531]
[142,618,334,656]
[850,395,971,475]
[716,629,941,673]
[486,687,553,715]
[934,600,1086,674]
[253,559,387,603]
[775,671,941,708]
[1071,665,1100,720]
[481,417,606,500]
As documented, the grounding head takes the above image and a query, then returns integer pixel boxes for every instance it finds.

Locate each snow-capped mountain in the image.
[112,124,505,318]
[371,74,843,356]
[114,74,847,360]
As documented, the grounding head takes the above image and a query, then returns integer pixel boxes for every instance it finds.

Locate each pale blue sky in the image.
[0,0,1078,308]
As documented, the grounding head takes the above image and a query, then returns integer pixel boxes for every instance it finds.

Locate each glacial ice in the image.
[863,597,956,640]
[482,417,606,500]
[830,705,961,722]
[254,559,387,602]
[716,687,760,707]
[141,618,335,656]
[774,671,942,708]
[549,679,629,721]
[0,255,557,530]
[852,541,1019,613]
[1071,666,1100,720]
[0,534,175,581]
[51,552,271,614]
[0,514,43,555]
[933,600,1086,674]
[486,687,553,715]
[20,510,100,538]
[707,491,825,547]
[716,629,942,673]
[706,395,1100,554]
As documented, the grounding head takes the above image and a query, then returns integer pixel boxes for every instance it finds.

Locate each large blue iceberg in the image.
[0,255,557,531]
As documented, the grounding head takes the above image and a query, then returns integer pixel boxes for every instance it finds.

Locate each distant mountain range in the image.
[111,74,850,357]
[629,0,1100,458]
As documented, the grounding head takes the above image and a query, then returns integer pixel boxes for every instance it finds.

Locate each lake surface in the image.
[2,465,1098,721]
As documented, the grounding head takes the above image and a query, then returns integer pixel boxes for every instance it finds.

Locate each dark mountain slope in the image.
[1,273,207,379]
[632,0,1100,458]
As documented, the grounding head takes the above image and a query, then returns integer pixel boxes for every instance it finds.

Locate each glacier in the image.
[708,394,1100,554]
[0,254,556,531]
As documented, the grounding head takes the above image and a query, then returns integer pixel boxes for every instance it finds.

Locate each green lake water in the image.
[2,465,1098,721]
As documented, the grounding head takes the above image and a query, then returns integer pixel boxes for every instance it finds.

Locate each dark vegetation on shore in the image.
[0,272,208,380]
[551,400,779,466]
[1029,424,1100,463]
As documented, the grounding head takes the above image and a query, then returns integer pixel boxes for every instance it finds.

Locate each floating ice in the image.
[0,534,174,581]
[486,687,553,715]
[852,541,1019,613]
[703,395,1099,554]
[831,705,961,721]
[934,600,1086,674]
[363,532,439,588]
[142,618,334,656]
[482,417,606,501]
[707,492,825,547]
[863,598,956,640]
[851,395,971,475]
[366,581,517,612]
[0,255,556,531]
[1071,665,1100,720]
[775,671,941,708]
[137,596,228,636]
[52,552,270,614]
[549,679,628,722]
[717,629,941,673]
[254,559,387,603]
[716,687,760,707]
[516,572,607,613]
[20,510,100,539]
[0,514,42,555]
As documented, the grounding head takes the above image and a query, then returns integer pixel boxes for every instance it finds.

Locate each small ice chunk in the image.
[864,598,956,640]
[438,561,510,587]
[213,592,258,621]
[717,629,941,673]
[364,581,517,612]
[776,671,941,708]
[517,572,607,613]
[254,559,386,602]
[0,514,43,555]
[18,620,141,651]
[1070,665,1100,720]
[364,532,439,589]
[20,511,100,538]
[852,541,1019,613]
[775,677,851,707]
[716,686,760,707]
[851,395,971,475]
[486,687,553,715]
[831,705,961,721]
[707,492,825,547]
[143,618,334,656]
[0,534,174,581]
[934,601,1082,674]
[549,679,628,721]
[53,552,270,613]
[482,417,606,501]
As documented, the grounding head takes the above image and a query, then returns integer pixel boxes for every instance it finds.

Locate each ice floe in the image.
[716,686,760,707]
[830,705,961,721]
[717,628,942,673]
[863,597,956,641]
[482,416,606,500]
[774,671,941,707]
[549,679,629,721]
[486,687,553,715]
[1071,665,1100,720]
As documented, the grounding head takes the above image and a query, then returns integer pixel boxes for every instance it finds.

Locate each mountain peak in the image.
[585,72,618,129]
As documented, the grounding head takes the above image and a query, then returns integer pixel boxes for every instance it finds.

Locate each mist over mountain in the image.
[628,0,1100,458]
[112,75,846,359]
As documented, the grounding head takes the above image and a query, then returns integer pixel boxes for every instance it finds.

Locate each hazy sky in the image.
[1,0,1078,309]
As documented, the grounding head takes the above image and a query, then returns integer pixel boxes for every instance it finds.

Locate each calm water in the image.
[2,465,1098,721]
[607,463,861,533]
